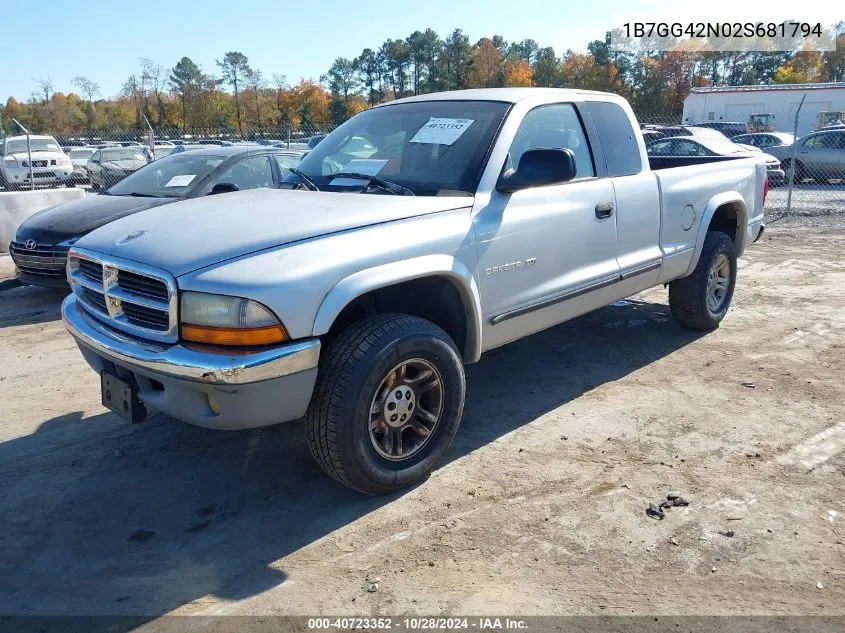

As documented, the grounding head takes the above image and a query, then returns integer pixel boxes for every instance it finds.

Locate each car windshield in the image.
[284,100,511,195]
[5,138,60,153]
[69,149,96,159]
[106,153,225,197]
[100,148,145,162]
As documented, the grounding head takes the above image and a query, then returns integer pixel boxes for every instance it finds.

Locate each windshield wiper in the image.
[331,172,415,196]
[125,192,158,197]
[288,167,319,191]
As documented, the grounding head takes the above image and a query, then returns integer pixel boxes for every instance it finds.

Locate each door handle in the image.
[595,202,614,219]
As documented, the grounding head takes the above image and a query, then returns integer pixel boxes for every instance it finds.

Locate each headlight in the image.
[180,291,288,346]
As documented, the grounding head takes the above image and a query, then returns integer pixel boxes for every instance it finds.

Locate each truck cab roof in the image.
[382,87,626,107]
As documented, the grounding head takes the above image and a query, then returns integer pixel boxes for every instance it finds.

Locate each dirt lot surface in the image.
[0,226,844,619]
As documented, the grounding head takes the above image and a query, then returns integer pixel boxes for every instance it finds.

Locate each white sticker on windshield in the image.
[165,174,196,187]
[410,118,474,145]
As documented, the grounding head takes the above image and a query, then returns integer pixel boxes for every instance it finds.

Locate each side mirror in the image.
[496,148,577,193]
[209,182,240,195]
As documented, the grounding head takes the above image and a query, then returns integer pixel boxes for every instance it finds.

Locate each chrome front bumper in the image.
[62,294,321,429]
[62,294,319,385]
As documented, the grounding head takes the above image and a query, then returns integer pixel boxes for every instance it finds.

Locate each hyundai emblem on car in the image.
[24,239,37,250]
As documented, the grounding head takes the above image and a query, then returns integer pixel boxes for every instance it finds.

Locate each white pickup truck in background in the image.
[62,88,768,493]
[0,134,74,190]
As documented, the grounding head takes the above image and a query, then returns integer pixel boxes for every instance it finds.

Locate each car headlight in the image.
[180,291,288,346]
[3,156,17,167]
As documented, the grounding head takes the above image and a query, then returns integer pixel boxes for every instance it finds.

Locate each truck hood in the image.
[74,188,473,277]
[8,150,66,161]
[16,194,178,244]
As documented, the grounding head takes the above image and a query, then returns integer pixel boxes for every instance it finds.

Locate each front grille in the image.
[9,241,70,279]
[31,171,56,178]
[78,259,103,284]
[32,160,47,168]
[68,251,177,343]
[117,269,168,302]
[122,302,170,331]
[81,287,108,314]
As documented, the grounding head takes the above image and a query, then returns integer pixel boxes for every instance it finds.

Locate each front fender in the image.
[312,254,483,363]
[684,192,748,277]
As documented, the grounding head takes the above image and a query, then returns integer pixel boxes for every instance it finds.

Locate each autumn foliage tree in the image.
[4,22,843,137]
[773,42,829,83]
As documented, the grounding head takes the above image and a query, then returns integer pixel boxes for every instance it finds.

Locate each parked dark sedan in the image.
[646,134,786,185]
[87,147,148,191]
[10,146,305,288]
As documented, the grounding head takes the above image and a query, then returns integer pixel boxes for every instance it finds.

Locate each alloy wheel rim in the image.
[706,253,731,313]
[369,358,444,461]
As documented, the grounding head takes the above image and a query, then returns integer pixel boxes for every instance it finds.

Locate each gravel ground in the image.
[0,223,843,620]
[766,185,845,232]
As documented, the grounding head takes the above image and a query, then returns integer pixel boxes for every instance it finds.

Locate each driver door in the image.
[473,102,620,350]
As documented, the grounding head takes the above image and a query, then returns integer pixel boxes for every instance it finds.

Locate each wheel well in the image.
[325,277,469,357]
[707,202,742,246]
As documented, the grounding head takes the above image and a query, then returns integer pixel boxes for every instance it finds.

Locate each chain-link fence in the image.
[636,109,845,219]
[2,110,844,221]
[0,122,335,192]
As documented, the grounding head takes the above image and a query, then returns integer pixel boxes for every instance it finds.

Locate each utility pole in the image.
[12,118,34,190]
[786,94,806,216]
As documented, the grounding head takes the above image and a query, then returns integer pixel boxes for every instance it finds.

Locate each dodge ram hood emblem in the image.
[117,229,148,245]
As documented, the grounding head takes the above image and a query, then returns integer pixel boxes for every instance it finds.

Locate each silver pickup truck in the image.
[62,88,767,494]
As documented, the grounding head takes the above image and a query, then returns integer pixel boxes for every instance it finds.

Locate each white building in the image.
[682,83,845,138]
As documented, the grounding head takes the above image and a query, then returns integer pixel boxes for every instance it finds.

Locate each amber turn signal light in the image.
[181,323,288,346]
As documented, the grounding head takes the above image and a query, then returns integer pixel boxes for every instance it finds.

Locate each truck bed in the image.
[648,155,747,170]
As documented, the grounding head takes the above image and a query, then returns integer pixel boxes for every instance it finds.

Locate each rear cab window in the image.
[586,101,642,177]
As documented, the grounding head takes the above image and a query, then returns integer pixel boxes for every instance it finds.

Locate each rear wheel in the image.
[669,231,737,330]
[304,314,466,495]
[783,159,804,183]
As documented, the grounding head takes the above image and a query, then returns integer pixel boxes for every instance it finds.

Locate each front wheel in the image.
[304,314,466,494]
[669,231,737,330]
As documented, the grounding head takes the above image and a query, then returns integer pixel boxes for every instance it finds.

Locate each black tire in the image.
[786,160,804,183]
[304,314,466,495]
[669,231,737,330]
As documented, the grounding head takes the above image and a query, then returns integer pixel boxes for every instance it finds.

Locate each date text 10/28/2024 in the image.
[308,617,529,631]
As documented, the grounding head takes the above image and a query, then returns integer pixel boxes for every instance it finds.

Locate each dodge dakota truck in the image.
[61,88,767,494]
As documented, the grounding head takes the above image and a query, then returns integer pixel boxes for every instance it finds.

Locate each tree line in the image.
[3,23,844,137]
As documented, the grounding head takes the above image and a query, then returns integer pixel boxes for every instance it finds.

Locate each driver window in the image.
[214,156,274,190]
[507,103,595,178]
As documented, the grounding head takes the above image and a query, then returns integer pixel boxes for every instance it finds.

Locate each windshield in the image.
[101,148,145,162]
[106,153,225,197]
[69,149,96,160]
[697,135,747,155]
[750,114,772,125]
[285,100,510,195]
[5,138,61,154]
